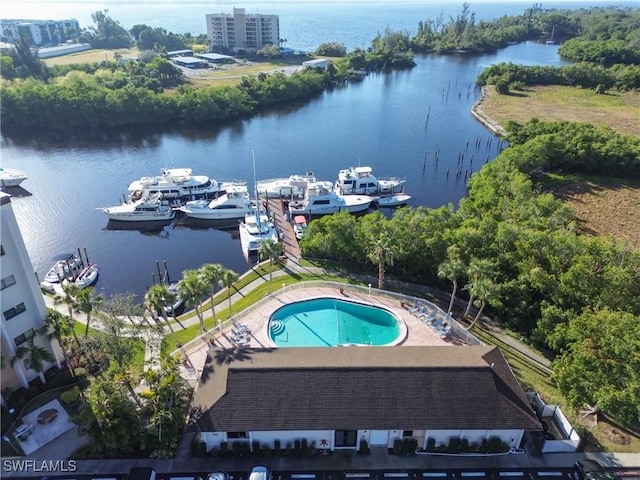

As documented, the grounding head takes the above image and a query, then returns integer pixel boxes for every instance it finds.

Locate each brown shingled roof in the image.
[191,346,541,432]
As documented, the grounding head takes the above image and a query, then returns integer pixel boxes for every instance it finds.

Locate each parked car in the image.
[207,473,229,480]
[249,466,272,480]
[575,459,614,480]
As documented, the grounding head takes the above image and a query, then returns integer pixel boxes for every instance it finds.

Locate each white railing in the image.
[175,281,482,355]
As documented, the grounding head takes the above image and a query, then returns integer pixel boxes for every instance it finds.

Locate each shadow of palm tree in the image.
[212,346,254,365]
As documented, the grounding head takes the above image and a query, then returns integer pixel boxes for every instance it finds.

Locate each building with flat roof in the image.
[1,193,62,397]
[206,8,279,52]
[191,345,541,453]
[0,18,80,46]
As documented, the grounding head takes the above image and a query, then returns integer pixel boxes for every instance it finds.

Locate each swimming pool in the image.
[269,297,401,347]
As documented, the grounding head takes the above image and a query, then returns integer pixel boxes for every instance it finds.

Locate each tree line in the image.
[299,124,640,426]
[473,6,640,92]
[476,61,640,92]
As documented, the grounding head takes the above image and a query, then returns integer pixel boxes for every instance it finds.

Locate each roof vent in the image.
[490,362,494,368]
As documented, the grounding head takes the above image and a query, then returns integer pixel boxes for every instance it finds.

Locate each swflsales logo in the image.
[3,459,77,472]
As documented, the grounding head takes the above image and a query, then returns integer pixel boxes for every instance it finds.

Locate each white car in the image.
[208,473,229,480]
[249,466,272,480]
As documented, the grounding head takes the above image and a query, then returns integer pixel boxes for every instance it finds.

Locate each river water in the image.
[0,2,582,300]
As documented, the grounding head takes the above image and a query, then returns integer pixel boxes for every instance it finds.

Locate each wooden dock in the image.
[266,198,301,259]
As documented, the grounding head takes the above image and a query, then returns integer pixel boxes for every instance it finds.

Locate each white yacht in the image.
[256,172,316,199]
[177,184,251,220]
[239,211,279,259]
[335,166,406,196]
[0,168,27,187]
[289,181,373,216]
[101,193,175,222]
[127,168,226,201]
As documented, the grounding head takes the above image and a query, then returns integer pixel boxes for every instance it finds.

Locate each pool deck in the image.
[178,287,465,382]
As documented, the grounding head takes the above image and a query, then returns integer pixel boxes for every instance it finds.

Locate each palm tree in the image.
[144,283,174,328]
[144,284,184,355]
[437,245,466,314]
[74,287,104,338]
[54,283,80,346]
[367,235,398,290]
[466,278,497,331]
[219,269,239,316]
[45,308,74,374]
[178,269,208,334]
[258,239,282,293]
[199,263,224,329]
[11,327,54,384]
[463,258,494,317]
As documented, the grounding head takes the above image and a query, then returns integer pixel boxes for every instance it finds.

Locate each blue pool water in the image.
[269,298,400,347]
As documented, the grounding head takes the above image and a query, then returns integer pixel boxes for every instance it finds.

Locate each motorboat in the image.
[256,172,316,199]
[335,166,406,196]
[43,254,82,283]
[0,168,27,187]
[164,281,185,315]
[177,183,251,220]
[127,168,229,201]
[101,193,175,222]
[289,181,373,216]
[75,263,99,289]
[375,194,412,208]
[239,211,279,258]
[293,215,308,240]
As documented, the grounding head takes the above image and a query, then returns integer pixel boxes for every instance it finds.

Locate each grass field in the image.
[43,47,142,66]
[481,84,640,137]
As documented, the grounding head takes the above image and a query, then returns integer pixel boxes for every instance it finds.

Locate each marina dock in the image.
[266,198,301,259]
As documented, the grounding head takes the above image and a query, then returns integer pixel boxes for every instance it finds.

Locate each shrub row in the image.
[192,438,321,458]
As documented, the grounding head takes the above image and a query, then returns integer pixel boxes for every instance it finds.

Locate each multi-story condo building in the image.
[0,18,80,46]
[1,193,62,394]
[206,8,279,52]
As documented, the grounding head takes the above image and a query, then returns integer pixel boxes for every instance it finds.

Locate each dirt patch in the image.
[579,414,640,453]
[543,177,640,250]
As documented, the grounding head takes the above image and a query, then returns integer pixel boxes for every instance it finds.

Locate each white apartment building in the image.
[0,19,80,46]
[206,8,279,52]
[1,193,62,393]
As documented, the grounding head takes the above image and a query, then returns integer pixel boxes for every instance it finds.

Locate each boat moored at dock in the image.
[43,254,82,284]
[0,168,27,188]
[127,168,229,202]
[256,172,316,199]
[335,166,405,196]
[239,211,279,259]
[289,181,373,216]
[177,184,251,220]
[75,263,99,289]
[375,194,412,208]
[101,193,175,222]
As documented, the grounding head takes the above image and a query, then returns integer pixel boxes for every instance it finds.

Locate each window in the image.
[14,332,27,346]
[227,431,248,439]
[3,302,26,320]
[334,430,357,447]
[1,274,16,290]
[403,430,414,437]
